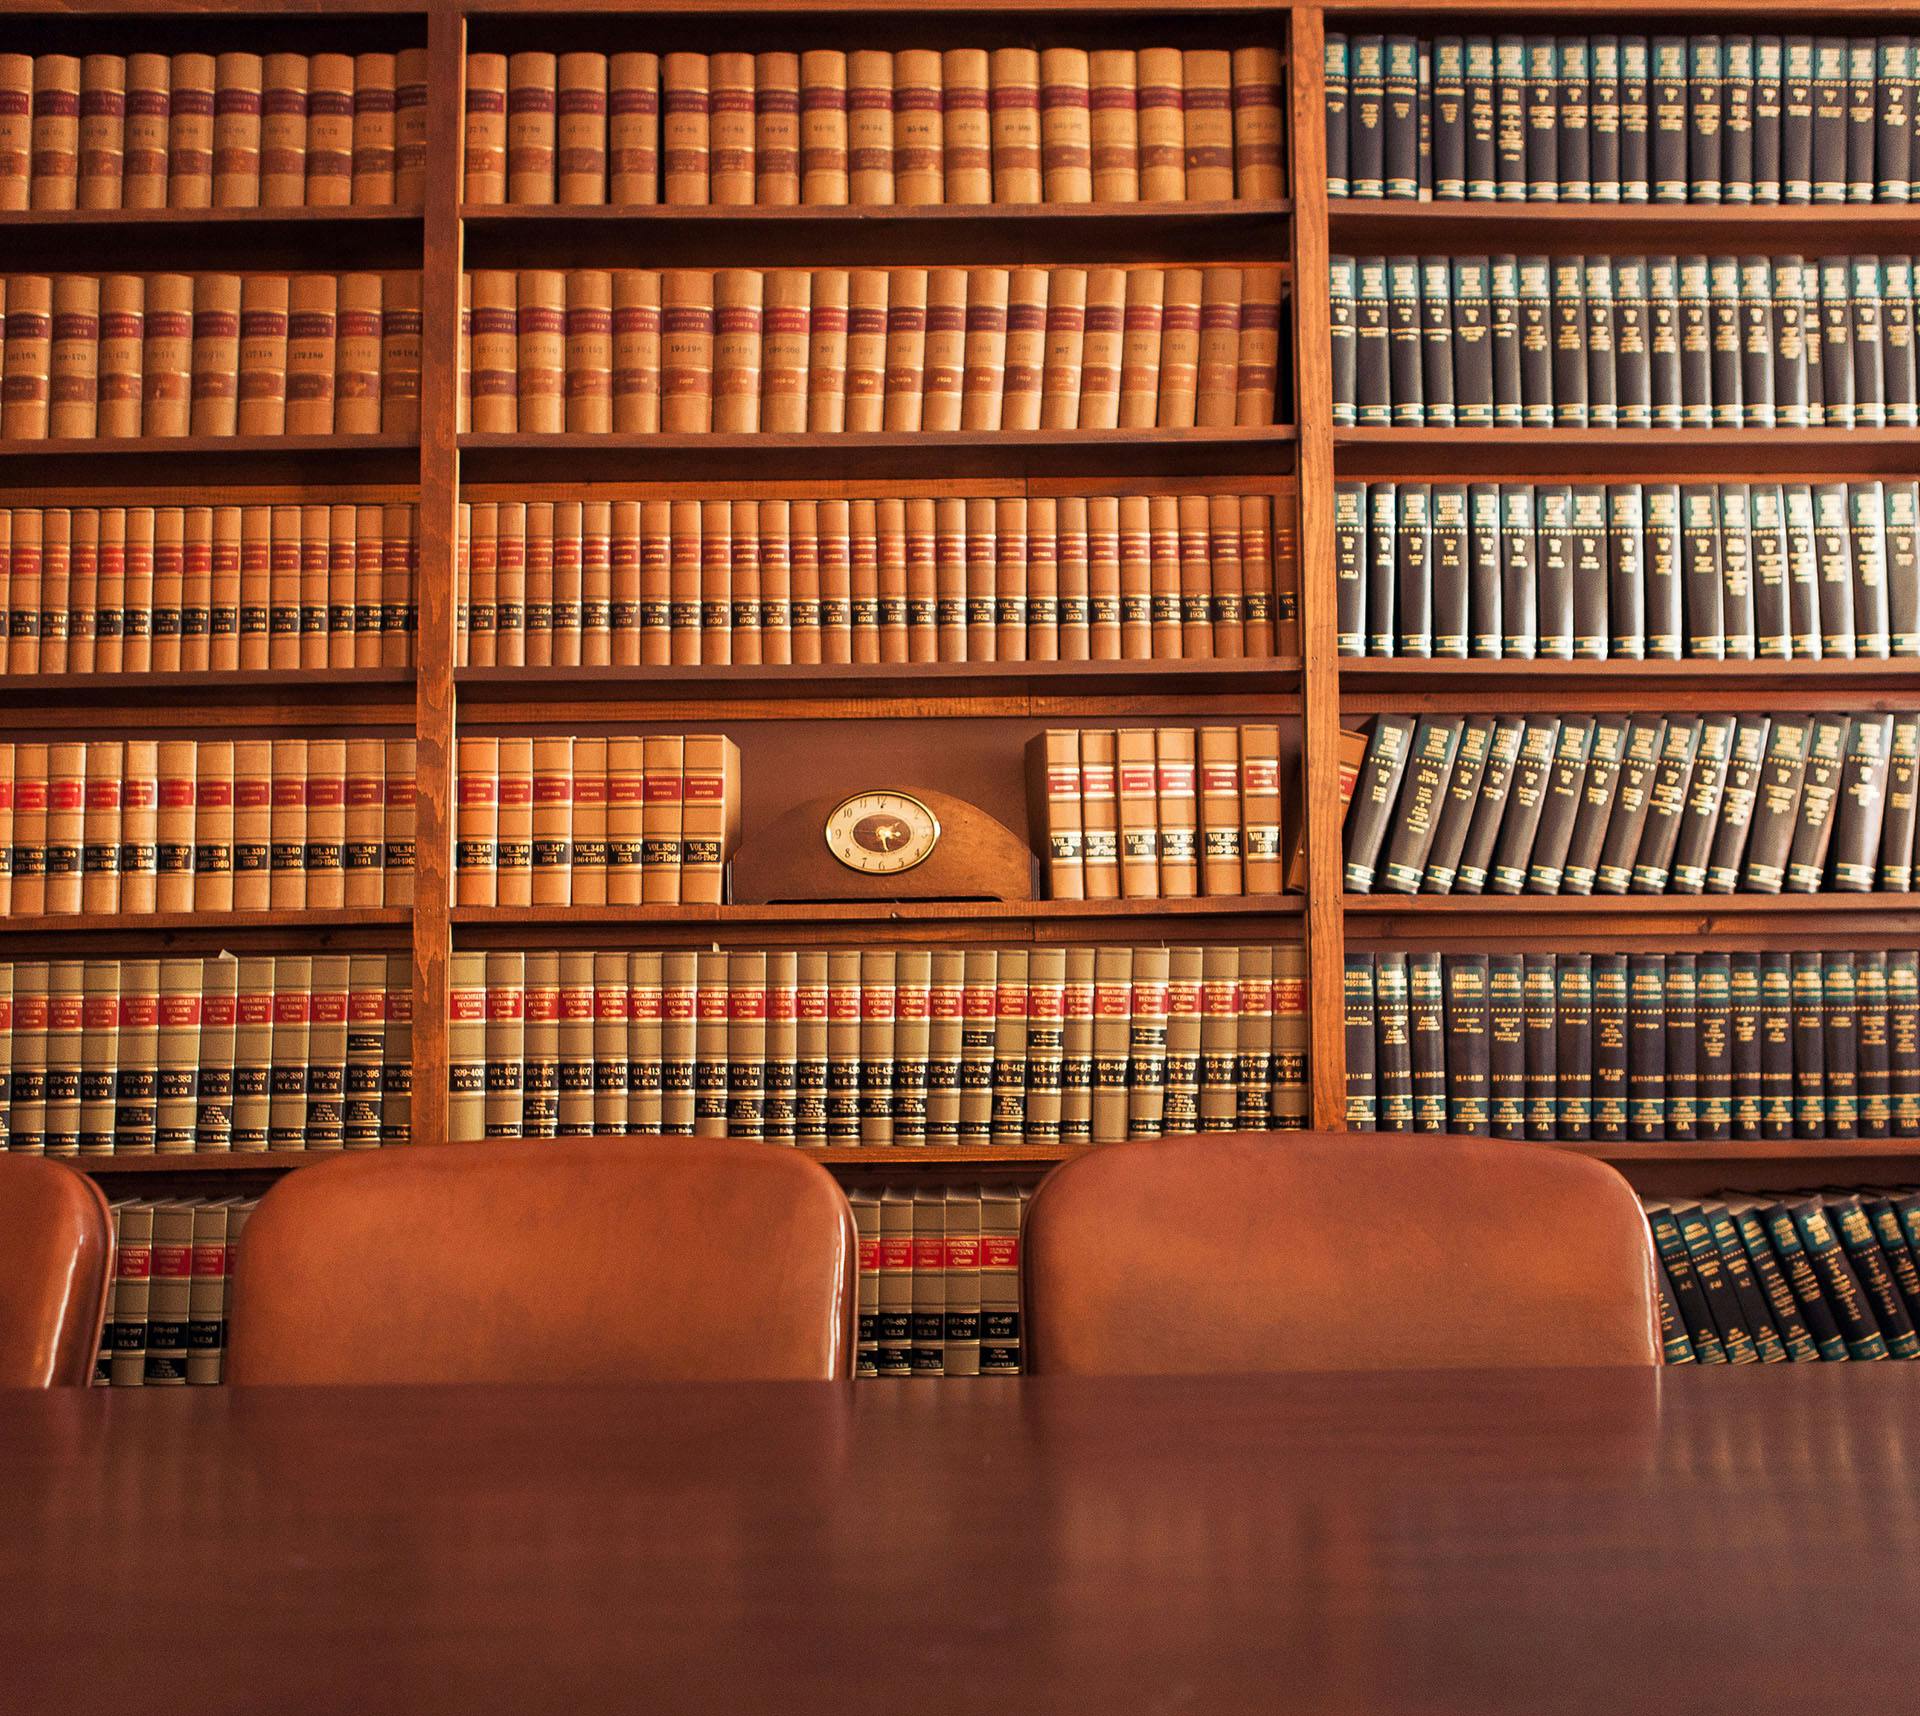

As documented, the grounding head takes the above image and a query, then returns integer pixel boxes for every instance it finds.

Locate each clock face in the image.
[823,791,942,875]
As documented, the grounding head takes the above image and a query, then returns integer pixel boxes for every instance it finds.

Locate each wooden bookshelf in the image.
[1333,427,1920,480]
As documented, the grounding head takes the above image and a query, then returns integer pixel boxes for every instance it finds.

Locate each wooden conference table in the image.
[8,1367,1920,1714]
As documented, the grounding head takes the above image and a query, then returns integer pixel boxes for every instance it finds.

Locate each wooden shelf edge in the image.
[1342,894,1907,915]
[1328,197,1920,248]
[0,908,411,937]
[1347,1130,1920,1165]
[460,426,1296,453]
[1337,658,1920,688]
[0,669,415,698]
[1332,426,1920,478]
[465,199,1292,225]
[452,896,1307,927]
[0,207,423,230]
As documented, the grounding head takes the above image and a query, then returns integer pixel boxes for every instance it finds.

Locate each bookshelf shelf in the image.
[1337,658,1920,716]
[1327,198,1920,253]
[1332,427,1920,480]
[1,206,424,270]
[0,669,417,728]
[0,909,411,950]
[0,434,420,489]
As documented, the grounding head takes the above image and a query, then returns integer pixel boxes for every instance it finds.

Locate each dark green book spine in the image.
[1781,37,1814,203]
[1696,951,1731,1142]
[1630,715,1702,892]
[1421,715,1493,893]
[1366,479,1397,656]
[1534,482,1574,655]
[1562,714,1630,895]
[1741,715,1812,892]
[1619,36,1650,200]
[1451,259,1494,426]
[1876,38,1912,201]
[1822,951,1859,1139]
[1849,478,1891,657]
[1353,255,1391,426]
[1730,1203,1823,1360]
[1673,1203,1759,1362]
[1467,482,1502,655]
[1790,950,1826,1138]
[1705,714,1772,892]
[1760,1201,1853,1359]
[1811,38,1848,203]
[1349,37,1386,198]
[1325,33,1350,197]
[1442,952,1491,1134]
[1865,1196,1920,1323]
[1612,260,1652,430]
[1378,714,1459,894]
[1419,259,1454,426]
[1652,1262,1698,1364]
[1646,255,1682,427]
[1592,953,1629,1141]
[1646,1205,1729,1362]
[1891,952,1920,1134]
[1594,716,1668,894]
[1525,36,1559,198]
[1772,258,1810,426]
[1409,951,1447,1133]
[1718,482,1756,658]
[1432,36,1466,199]
[1759,952,1796,1139]
[1383,34,1420,198]
[1558,37,1590,199]
[1817,258,1854,428]
[1738,257,1774,425]
[1831,713,1893,891]
[1570,484,1608,656]
[1663,952,1698,1141]
[1387,256,1425,424]
[1722,37,1756,203]
[1372,950,1412,1131]
[1850,257,1885,430]
[1688,37,1724,202]
[1465,37,1497,199]
[1642,480,1683,657]
[1431,484,1469,657]
[1782,712,1850,891]
[1729,952,1764,1139]
[1334,480,1365,656]
[1627,953,1667,1140]
[1812,482,1857,654]
[1795,1197,1893,1358]
[1526,716,1593,892]
[1489,256,1524,426]
[1550,257,1588,427]
[1703,1203,1787,1362]
[1454,715,1527,894]
[1679,484,1727,659]
[1708,256,1744,427]
[1488,951,1525,1138]
[1494,37,1527,197]
[1650,38,1689,201]
[1498,481,1537,655]
[1669,712,1736,893]
[1590,35,1621,201]
[1677,256,1713,426]
[1343,953,1377,1127]
[1748,485,1792,658]
[1556,953,1593,1140]
[1393,481,1433,657]
[1845,39,1876,202]
[1857,951,1891,1139]
[1886,264,1918,429]
[1487,717,1561,894]
[1752,38,1784,203]
[1517,256,1553,427]
[1330,255,1358,426]
[1344,712,1415,892]
[1522,953,1558,1141]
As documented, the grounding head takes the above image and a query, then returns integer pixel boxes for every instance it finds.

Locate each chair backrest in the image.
[227,1136,857,1384]
[1022,1132,1661,1374]
[0,1157,114,1387]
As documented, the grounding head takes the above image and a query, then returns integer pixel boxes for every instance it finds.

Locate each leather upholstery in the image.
[0,1157,114,1387]
[228,1136,858,1384]
[1023,1132,1662,1375]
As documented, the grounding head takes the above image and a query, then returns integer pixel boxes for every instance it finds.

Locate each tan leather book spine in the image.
[193,955,239,1154]
[753,51,799,205]
[666,498,699,663]
[523,499,554,665]
[1118,266,1164,428]
[481,950,524,1137]
[681,733,737,905]
[933,495,966,661]
[226,739,266,910]
[283,274,336,435]
[989,47,1041,203]
[1208,492,1245,656]
[1089,944,1132,1143]
[506,50,555,205]
[454,733,497,906]
[604,734,644,905]
[903,495,937,662]
[1116,726,1161,898]
[3,275,52,439]
[1178,492,1213,657]
[77,959,119,1154]
[1236,265,1282,426]
[303,952,350,1147]
[1060,947,1096,1144]
[379,501,411,668]
[514,268,564,434]
[1001,267,1047,431]
[31,54,81,211]
[38,507,70,672]
[712,268,762,434]
[661,52,709,205]
[104,740,149,914]
[804,269,847,432]
[167,52,215,208]
[1024,948,1067,1148]
[212,51,263,208]
[1270,943,1307,1122]
[761,270,810,433]
[960,497,994,661]
[914,266,963,432]
[858,948,895,1144]
[847,498,879,663]
[609,52,659,205]
[40,962,82,1157]
[787,498,822,662]
[80,740,121,915]
[941,48,990,204]
[1087,492,1123,659]
[207,505,240,670]
[1147,493,1182,657]
[1156,727,1199,897]
[333,271,383,434]
[492,503,526,665]
[379,271,421,435]
[320,502,354,668]
[635,497,669,663]
[1118,493,1154,658]
[608,498,640,663]
[1232,47,1283,200]
[848,49,893,206]
[960,267,1009,430]
[177,507,211,672]
[1195,266,1241,427]
[350,52,396,206]
[1240,721,1283,894]
[1157,266,1203,428]
[708,52,755,205]
[661,269,714,432]
[0,56,29,210]
[1182,49,1234,202]
[800,50,849,204]
[580,500,611,666]
[1031,729,1084,899]
[919,950,962,1143]
[302,738,344,909]
[148,508,184,671]
[445,950,486,1142]
[893,49,942,204]
[68,506,100,673]
[688,949,726,1138]
[1127,945,1171,1139]
[591,950,626,1133]
[122,54,169,210]
[234,274,287,436]
[264,737,305,910]
[757,499,791,664]
[97,274,144,438]
[292,501,326,668]
[192,738,233,911]
[958,951,1000,1144]
[264,953,309,1146]
[730,498,762,665]
[381,951,414,1145]
[111,963,158,1155]
[563,268,612,433]
[888,950,928,1146]
[1240,491,1278,657]
[304,54,353,207]
[1055,494,1090,661]
[262,503,298,668]
[49,274,99,440]
[140,273,193,437]
[7,508,43,673]
[819,954,857,1141]
[639,733,682,904]
[94,508,128,674]
[342,736,383,908]
[845,269,887,432]
[529,734,572,906]
[493,736,532,908]
[624,949,663,1136]
[1079,726,1119,898]
[463,500,496,665]
[876,495,908,663]
[1197,944,1238,1130]
[611,268,660,432]
[150,738,194,912]
[1199,725,1244,894]
[556,51,607,205]
[992,496,1026,660]
[570,735,607,906]
[881,267,926,431]
[1039,266,1086,429]
[11,741,48,914]
[1040,48,1093,204]
[1089,49,1139,203]
[1079,267,1125,428]
[381,737,414,907]
[464,52,508,204]
[395,47,429,206]
[1137,47,1185,201]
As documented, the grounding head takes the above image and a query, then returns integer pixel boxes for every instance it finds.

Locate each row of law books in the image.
[1337,479,1917,662]
[1346,712,1917,898]
[1329,253,1920,430]
[0,738,417,918]
[0,49,426,214]
[447,943,1309,1148]
[0,272,420,442]
[465,45,1282,210]
[852,1186,1027,1379]
[1648,1194,1920,1366]
[0,953,414,1158]
[1344,949,1920,1141]
[0,503,418,676]
[455,492,1295,670]
[1027,725,1287,901]
[1328,34,1918,205]
[463,264,1284,436]
[452,734,740,909]
[95,1197,257,1387]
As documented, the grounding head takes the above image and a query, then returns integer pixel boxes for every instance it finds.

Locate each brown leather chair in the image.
[1022,1132,1662,1374]
[0,1156,115,1387]
[227,1136,857,1384]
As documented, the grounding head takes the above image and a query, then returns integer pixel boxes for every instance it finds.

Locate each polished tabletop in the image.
[9,1368,1920,1714]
